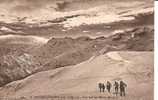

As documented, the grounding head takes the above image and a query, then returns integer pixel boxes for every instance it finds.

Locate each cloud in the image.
[0,0,56,12]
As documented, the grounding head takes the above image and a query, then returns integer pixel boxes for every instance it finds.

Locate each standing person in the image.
[114,81,119,96]
[120,81,127,96]
[98,83,102,92]
[106,81,112,93]
[102,83,105,92]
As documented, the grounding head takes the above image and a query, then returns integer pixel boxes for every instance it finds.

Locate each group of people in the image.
[98,81,127,96]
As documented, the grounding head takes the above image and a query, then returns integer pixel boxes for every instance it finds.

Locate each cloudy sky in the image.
[0,0,151,13]
[0,0,153,23]
[0,0,55,12]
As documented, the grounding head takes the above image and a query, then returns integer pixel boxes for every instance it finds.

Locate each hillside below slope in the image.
[34,26,154,71]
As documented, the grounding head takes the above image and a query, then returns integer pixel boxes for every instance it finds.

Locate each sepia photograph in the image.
[0,0,154,100]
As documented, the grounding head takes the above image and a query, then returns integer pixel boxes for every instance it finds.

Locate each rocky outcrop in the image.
[0,53,40,87]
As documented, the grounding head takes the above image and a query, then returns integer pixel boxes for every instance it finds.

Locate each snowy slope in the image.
[0,51,153,100]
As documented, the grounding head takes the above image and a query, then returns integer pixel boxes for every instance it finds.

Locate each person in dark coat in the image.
[114,81,119,96]
[98,83,102,92]
[106,81,112,93]
[120,81,127,96]
[102,83,105,92]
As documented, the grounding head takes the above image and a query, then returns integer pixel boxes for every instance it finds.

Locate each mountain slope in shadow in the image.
[0,26,154,87]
